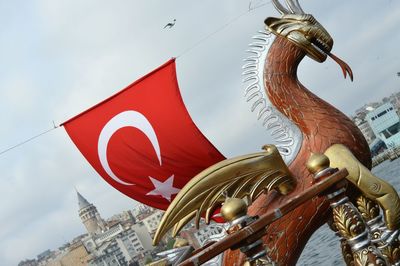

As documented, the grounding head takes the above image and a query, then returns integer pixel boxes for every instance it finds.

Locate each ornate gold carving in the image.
[327,209,354,265]
[380,238,400,264]
[381,239,400,264]
[340,239,355,266]
[356,195,380,223]
[265,14,332,63]
[153,145,295,245]
[333,203,365,239]
[356,195,400,264]
[243,258,274,266]
[265,13,353,80]
[332,202,388,265]
[325,144,400,231]
[352,246,387,266]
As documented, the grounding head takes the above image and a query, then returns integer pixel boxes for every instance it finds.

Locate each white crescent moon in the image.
[98,110,161,186]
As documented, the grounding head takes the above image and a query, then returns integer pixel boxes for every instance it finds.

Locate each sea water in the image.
[298,158,400,265]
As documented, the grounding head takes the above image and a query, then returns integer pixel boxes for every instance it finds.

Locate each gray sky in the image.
[1,0,399,265]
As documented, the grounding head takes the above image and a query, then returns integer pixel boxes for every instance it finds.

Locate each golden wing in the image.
[153,145,295,245]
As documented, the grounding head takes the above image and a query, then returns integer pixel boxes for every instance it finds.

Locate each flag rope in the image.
[0,124,60,156]
[0,2,272,157]
[177,1,271,59]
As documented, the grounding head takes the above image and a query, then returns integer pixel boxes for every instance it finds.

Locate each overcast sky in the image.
[1,0,400,265]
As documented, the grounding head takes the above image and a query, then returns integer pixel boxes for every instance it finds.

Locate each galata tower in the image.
[77,191,106,235]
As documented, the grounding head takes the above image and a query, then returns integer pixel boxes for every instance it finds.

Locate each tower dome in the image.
[76,190,106,235]
[77,191,90,210]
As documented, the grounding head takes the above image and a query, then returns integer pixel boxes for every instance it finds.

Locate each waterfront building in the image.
[88,240,127,266]
[18,259,38,266]
[37,250,51,262]
[354,102,381,121]
[83,223,125,252]
[36,249,57,266]
[87,226,151,266]
[354,118,376,144]
[369,138,387,156]
[141,210,163,236]
[366,103,400,147]
[388,92,400,112]
[131,222,154,251]
[108,210,136,225]
[46,242,92,266]
[19,193,162,266]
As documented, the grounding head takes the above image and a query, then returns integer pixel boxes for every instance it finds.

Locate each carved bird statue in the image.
[153,1,400,265]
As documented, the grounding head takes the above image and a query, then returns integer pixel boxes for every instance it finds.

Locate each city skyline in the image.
[2,1,400,265]
[19,191,161,266]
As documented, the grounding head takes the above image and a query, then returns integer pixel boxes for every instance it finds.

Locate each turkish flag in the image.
[62,59,225,210]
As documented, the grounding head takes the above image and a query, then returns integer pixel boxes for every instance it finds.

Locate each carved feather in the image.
[152,145,294,245]
[243,29,303,164]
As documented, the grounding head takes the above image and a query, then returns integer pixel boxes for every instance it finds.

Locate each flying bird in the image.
[163,19,176,29]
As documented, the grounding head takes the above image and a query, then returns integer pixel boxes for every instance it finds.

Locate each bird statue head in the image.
[265,13,332,63]
[265,0,352,80]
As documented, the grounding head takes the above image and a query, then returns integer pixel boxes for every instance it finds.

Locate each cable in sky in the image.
[0,124,60,156]
[0,2,273,157]
[177,1,271,59]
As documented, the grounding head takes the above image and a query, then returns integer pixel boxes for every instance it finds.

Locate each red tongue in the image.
[326,51,354,81]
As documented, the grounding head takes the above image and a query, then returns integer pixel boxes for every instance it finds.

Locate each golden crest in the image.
[153,145,295,245]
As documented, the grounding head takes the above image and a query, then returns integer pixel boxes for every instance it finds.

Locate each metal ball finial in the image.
[221,198,248,222]
[306,153,330,174]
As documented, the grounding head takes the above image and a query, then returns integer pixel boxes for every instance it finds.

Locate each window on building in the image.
[386,122,400,137]
[377,110,387,117]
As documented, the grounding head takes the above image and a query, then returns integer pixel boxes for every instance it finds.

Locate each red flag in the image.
[62,59,225,210]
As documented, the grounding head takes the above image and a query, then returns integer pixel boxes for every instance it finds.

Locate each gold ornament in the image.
[153,145,295,245]
[306,153,331,174]
[221,198,248,222]
[325,144,400,231]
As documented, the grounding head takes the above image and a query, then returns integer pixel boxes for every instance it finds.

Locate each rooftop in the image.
[77,191,91,210]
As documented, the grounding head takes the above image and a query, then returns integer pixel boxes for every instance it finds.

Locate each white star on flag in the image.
[146,175,180,202]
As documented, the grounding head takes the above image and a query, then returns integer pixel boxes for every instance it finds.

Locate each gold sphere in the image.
[221,198,248,222]
[173,238,189,248]
[306,153,330,174]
